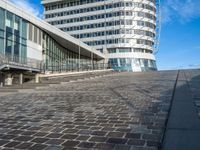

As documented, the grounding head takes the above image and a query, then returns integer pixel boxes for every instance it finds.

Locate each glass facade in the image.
[0,6,105,72]
[109,58,157,72]
[0,8,5,54]
[43,32,97,72]
[0,7,27,63]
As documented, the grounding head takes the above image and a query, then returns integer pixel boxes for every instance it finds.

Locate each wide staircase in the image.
[0,70,116,93]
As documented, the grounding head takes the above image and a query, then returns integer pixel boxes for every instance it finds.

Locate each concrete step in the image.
[2,85,35,89]
[40,71,116,84]
[40,81,61,84]
[0,89,19,92]
[23,83,53,86]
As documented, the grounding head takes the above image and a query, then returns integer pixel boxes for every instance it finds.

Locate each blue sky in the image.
[9,0,200,70]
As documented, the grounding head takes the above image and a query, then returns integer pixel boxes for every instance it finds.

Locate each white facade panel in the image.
[27,41,43,61]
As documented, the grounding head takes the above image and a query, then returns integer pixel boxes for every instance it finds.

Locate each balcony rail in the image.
[0,52,42,71]
[0,52,110,73]
[44,63,111,73]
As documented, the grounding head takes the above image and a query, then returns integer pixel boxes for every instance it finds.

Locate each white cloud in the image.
[161,0,200,24]
[9,0,43,18]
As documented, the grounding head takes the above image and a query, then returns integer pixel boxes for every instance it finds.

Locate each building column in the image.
[0,73,4,87]
[4,74,13,86]
[78,42,81,71]
[35,74,39,83]
[91,52,93,70]
[19,73,23,85]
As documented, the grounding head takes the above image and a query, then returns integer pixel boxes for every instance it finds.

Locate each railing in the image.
[0,52,42,71]
[44,63,111,73]
[0,52,112,73]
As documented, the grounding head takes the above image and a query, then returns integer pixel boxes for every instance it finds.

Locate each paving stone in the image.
[1,148,14,150]
[21,131,37,136]
[125,133,141,139]
[127,139,145,146]
[91,131,107,136]
[50,127,64,133]
[142,134,160,141]
[78,142,95,148]
[62,121,73,125]
[62,140,80,147]
[29,143,48,150]
[14,136,33,142]
[46,139,65,145]
[107,138,127,144]
[34,132,49,137]
[116,128,132,133]
[63,129,79,134]
[44,145,63,150]
[1,134,17,140]
[62,125,75,128]
[75,125,90,130]
[7,130,23,135]
[31,137,49,143]
[107,132,125,138]
[62,147,76,150]
[102,127,115,131]
[46,133,63,138]
[28,127,43,131]
[95,143,115,150]
[77,130,92,135]
[114,144,132,150]
[89,136,107,142]
[90,126,102,130]
[3,141,21,147]
[14,142,34,149]
[76,135,90,141]
[61,134,78,140]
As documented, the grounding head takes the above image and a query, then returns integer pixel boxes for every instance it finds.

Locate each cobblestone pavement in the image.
[184,69,200,118]
[0,71,178,150]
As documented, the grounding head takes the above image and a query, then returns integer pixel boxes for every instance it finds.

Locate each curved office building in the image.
[42,0,158,72]
[0,0,105,85]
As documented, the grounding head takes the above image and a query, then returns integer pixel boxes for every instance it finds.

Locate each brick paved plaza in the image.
[0,70,200,150]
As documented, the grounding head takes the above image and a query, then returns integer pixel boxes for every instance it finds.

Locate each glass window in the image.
[0,8,5,30]
[0,30,4,38]
[21,44,27,63]
[108,49,116,53]
[14,33,20,56]
[6,11,13,28]
[119,48,131,53]
[120,58,126,66]
[14,15,20,31]
[0,37,4,53]
[22,19,27,39]
[5,31,13,54]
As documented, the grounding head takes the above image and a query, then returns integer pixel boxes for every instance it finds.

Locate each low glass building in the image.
[0,0,106,85]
